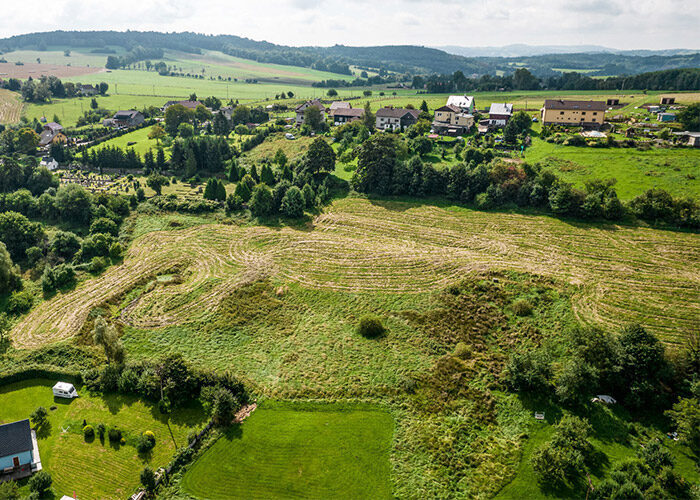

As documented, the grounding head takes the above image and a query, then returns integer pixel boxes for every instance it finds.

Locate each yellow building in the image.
[541,100,606,128]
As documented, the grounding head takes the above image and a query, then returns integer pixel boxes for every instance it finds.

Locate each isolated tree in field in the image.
[280,186,305,218]
[93,316,125,364]
[90,97,98,110]
[304,105,323,131]
[363,90,372,97]
[327,88,338,97]
[148,125,166,145]
[420,100,429,113]
[146,174,169,196]
[353,133,400,195]
[273,148,287,168]
[30,406,48,428]
[303,138,336,176]
[0,241,21,295]
[98,82,109,95]
[164,104,194,136]
[287,91,294,98]
[249,184,274,216]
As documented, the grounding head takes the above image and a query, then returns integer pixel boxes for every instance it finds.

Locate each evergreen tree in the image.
[234,174,255,202]
[250,164,260,182]
[215,180,226,201]
[203,178,217,200]
[420,100,429,113]
[260,164,275,186]
[249,184,274,216]
[301,183,316,209]
[156,148,166,171]
[228,162,240,182]
[143,150,155,174]
[281,186,305,218]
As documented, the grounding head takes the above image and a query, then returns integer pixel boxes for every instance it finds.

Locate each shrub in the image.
[357,314,385,338]
[7,290,33,315]
[89,256,109,273]
[280,186,305,218]
[136,433,155,453]
[29,470,52,495]
[41,263,76,293]
[96,423,106,438]
[109,242,122,260]
[143,430,156,443]
[108,427,121,442]
[83,425,94,439]
[511,299,533,316]
[141,466,156,492]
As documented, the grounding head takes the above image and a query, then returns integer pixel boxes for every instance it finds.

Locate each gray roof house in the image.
[295,99,326,126]
[104,110,145,128]
[0,419,41,480]
[375,107,420,131]
[38,122,65,147]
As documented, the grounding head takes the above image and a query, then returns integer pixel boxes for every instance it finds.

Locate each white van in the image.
[52,382,79,399]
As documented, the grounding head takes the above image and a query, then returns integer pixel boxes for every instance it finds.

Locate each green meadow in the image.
[181,403,394,499]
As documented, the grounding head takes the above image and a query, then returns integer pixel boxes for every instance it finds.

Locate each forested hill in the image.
[0,30,698,79]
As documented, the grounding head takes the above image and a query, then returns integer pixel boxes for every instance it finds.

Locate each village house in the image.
[432,105,474,135]
[488,103,514,127]
[446,95,476,114]
[0,419,41,482]
[541,99,606,128]
[295,99,326,126]
[332,107,365,125]
[657,112,676,123]
[329,101,351,111]
[38,122,67,147]
[40,156,59,171]
[103,110,145,128]
[78,84,98,96]
[162,100,203,112]
[375,107,420,131]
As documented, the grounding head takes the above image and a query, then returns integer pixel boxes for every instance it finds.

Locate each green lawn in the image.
[88,126,165,157]
[181,403,394,499]
[525,138,700,200]
[0,379,206,499]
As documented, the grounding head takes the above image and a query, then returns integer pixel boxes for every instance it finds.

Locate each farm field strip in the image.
[0,88,23,123]
[12,197,699,348]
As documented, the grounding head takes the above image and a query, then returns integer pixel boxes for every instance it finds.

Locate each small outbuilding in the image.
[52,382,79,399]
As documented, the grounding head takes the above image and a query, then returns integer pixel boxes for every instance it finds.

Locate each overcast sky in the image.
[1,0,698,50]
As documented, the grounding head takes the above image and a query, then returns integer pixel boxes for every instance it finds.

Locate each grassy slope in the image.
[0,379,206,499]
[87,126,165,157]
[526,138,700,201]
[181,403,393,499]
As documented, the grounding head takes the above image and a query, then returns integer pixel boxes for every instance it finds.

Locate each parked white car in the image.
[52,382,79,399]
[285,133,296,140]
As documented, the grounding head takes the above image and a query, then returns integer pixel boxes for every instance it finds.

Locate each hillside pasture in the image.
[0,379,205,500]
[12,197,699,350]
[526,139,700,200]
[0,61,103,79]
[181,403,393,499]
[0,88,22,123]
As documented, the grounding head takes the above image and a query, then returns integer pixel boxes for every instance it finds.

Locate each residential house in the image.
[38,122,67,147]
[488,103,513,127]
[295,99,326,126]
[446,95,476,114]
[432,105,474,135]
[541,100,606,128]
[332,107,365,125]
[329,101,351,111]
[218,106,234,121]
[0,419,41,481]
[78,84,98,96]
[40,156,59,171]
[162,100,203,112]
[657,112,676,123]
[104,110,145,128]
[375,107,420,131]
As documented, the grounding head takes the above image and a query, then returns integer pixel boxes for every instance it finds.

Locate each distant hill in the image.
[0,31,697,79]
[436,44,698,58]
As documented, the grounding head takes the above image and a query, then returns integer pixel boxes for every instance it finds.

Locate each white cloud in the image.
[0,0,697,50]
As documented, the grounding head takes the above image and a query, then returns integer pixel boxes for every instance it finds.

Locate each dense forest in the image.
[0,31,698,79]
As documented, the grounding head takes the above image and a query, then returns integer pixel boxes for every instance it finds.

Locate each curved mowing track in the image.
[12,197,699,348]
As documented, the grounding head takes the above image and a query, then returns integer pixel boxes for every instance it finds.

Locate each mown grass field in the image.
[181,403,393,499]
[0,379,206,499]
[12,196,699,353]
[87,126,166,157]
[526,138,700,200]
[0,87,23,123]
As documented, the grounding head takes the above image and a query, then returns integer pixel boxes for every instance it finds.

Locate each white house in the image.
[52,382,79,399]
[40,156,59,171]
[446,95,475,114]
